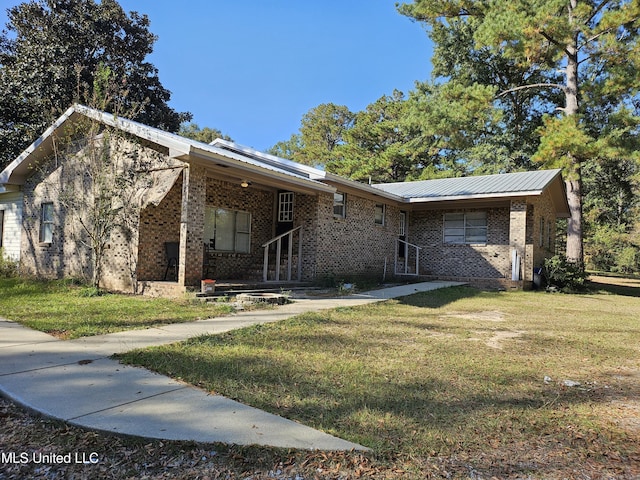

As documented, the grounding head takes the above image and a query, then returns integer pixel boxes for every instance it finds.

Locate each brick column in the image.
[509,199,527,282]
[178,164,206,286]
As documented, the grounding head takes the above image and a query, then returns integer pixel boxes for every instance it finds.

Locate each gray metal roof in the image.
[0,105,333,192]
[371,169,563,201]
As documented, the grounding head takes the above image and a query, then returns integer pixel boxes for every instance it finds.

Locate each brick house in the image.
[0,105,569,293]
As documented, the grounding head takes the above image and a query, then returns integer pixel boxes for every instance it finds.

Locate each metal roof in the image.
[371,169,563,201]
[0,105,334,193]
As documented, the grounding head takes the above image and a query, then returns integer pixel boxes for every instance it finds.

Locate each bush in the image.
[614,246,640,274]
[586,224,640,274]
[0,248,18,278]
[543,255,587,292]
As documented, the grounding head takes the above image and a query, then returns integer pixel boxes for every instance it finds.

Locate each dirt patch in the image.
[444,310,506,322]
[467,329,526,349]
[485,330,525,349]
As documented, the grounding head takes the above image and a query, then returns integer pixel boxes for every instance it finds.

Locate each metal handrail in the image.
[262,226,303,282]
[395,238,422,276]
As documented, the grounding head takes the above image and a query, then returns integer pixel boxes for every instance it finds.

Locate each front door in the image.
[276,191,294,248]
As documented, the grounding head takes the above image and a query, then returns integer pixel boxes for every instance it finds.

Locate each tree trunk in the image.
[563,1,583,265]
[565,177,583,264]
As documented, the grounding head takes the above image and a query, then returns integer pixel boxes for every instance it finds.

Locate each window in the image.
[40,203,54,243]
[333,192,346,218]
[443,212,487,244]
[374,204,385,225]
[399,211,406,236]
[204,207,251,253]
[278,192,294,222]
[539,217,545,247]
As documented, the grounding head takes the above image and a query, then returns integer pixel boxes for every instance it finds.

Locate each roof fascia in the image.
[74,105,191,157]
[0,106,78,185]
[323,173,405,203]
[188,147,336,195]
[404,190,545,203]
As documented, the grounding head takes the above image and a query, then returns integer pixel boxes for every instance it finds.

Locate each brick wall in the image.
[410,206,512,280]
[314,191,400,281]
[20,136,175,292]
[137,175,183,282]
[202,177,274,279]
[530,189,558,270]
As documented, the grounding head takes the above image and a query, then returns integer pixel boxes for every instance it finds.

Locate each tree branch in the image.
[498,83,567,97]
[586,0,613,26]
[539,30,563,49]
[580,16,640,49]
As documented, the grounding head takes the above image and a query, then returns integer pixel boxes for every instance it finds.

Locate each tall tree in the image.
[399,0,640,265]
[268,103,355,168]
[332,91,415,183]
[429,17,562,174]
[271,84,498,183]
[0,0,190,169]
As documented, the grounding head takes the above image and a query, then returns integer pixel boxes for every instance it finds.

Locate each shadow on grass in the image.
[587,278,640,298]
[395,285,484,308]
[122,344,626,458]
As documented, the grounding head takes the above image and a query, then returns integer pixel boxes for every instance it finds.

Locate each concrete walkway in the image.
[0,281,463,451]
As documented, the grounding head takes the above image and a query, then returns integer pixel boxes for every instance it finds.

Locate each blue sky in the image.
[1,1,433,151]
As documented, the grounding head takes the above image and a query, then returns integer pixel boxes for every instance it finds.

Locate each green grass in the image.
[0,277,234,339]
[119,283,640,478]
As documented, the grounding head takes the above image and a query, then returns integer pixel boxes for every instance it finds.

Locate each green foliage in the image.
[268,103,355,169]
[398,0,640,265]
[532,115,596,178]
[0,248,18,278]
[543,255,587,292]
[0,0,190,169]
[0,277,236,339]
[178,123,232,144]
[77,286,107,297]
[586,224,640,274]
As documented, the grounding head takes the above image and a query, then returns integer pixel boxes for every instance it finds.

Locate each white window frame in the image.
[443,211,487,245]
[399,211,406,236]
[204,207,251,253]
[278,192,294,222]
[40,202,54,244]
[374,204,386,226]
[333,192,346,219]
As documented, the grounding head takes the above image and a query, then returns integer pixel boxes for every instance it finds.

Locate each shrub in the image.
[586,224,640,274]
[0,248,18,278]
[543,254,587,292]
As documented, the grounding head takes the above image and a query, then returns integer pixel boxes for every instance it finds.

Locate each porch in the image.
[135,164,323,292]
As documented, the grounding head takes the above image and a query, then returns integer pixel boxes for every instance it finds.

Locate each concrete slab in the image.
[0,318,59,348]
[0,358,184,419]
[74,387,364,450]
[0,342,105,376]
[352,281,466,300]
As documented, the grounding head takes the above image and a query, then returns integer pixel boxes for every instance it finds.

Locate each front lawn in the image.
[0,278,234,339]
[119,282,640,478]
